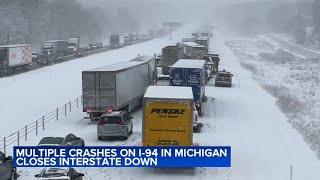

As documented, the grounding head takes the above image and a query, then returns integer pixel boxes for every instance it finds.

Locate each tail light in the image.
[97,121,105,126]
[86,109,92,113]
[118,122,126,126]
[141,143,144,146]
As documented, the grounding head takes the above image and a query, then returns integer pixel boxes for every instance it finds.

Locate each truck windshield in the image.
[101,116,122,124]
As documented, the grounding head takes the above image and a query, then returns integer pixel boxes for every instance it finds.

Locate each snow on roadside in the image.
[225,33,320,159]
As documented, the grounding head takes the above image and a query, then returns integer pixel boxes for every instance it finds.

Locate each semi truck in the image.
[196,37,210,48]
[182,42,208,59]
[161,43,185,75]
[82,55,156,120]
[109,34,124,49]
[203,53,220,77]
[0,44,32,74]
[169,59,206,115]
[142,86,194,146]
[124,33,133,45]
[41,40,68,58]
[182,37,196,42]
[67,37,90,55]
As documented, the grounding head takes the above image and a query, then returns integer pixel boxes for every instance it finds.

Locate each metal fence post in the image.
[77,98,79,108]
[25,125,27,141]
[17,131,19,146]
[65,104,67,116]
[69,101,71,112]
[56,108,59,120]
[36,121,38,135]
[42,116,45,130]
[3,137,6,155]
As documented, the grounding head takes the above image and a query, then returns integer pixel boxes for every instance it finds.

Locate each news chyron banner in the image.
[13,146,231,168]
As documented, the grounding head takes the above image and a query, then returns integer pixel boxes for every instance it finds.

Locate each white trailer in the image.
[0,44,32,74]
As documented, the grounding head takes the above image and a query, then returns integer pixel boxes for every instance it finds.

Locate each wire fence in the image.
[0,95,82,155]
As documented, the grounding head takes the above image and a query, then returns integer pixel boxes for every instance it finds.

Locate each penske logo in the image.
[150,108,186,114]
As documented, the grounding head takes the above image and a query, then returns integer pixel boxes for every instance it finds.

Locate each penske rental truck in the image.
[142,86,194,146]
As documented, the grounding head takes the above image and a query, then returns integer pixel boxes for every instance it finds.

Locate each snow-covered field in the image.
[226,32,320,161]
[2,26,320,179]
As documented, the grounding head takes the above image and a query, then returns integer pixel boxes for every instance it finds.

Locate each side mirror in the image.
[77,173,85,177]
[35,174,40,178]
[231,74,233,77]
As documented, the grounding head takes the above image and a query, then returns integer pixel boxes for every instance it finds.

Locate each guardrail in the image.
[0,95,82,155]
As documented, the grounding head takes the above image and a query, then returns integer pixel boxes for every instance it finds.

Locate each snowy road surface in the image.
[2,26,320,179]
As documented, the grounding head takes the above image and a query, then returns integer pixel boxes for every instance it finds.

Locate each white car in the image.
[193,105,199,132]
[35,168,84,180]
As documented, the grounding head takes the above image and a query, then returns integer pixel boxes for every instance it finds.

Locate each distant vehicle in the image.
[182,42,208,59]
[161,44,185,75]
[142,86,195,146]
[73,48,87,57]
[37,134,85,146]
[32,52,39,62]
[41,40,68,57]
[68,37,90,55]
[182,37,196,42]
[88,43,103,50]
[196,37,210,48]
[0,151,19,180]
[203,53,220,76]
[215,70,233,87]
[0,44,32,74]
[97,110,133,140]
[35,168,84,180]
[109,34,124,48]
[124,33,133,45]
[37,54,53,65]
[50,52,64,62]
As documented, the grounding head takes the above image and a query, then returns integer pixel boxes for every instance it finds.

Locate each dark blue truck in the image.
[169,59,206,115]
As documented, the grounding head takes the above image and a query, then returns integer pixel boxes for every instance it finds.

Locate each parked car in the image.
[215,69,233,87]
[35,168,84,180]
[97,110,133,140]
[38,134,85,146]
[0,151,19,180]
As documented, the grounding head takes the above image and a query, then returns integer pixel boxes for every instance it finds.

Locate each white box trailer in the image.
[0,44,32,74]
[182,42,208,59]
[82,55,155,120]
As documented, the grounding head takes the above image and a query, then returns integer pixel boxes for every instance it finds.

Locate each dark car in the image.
[73,48,87,57]
[38,134,85,146]
[51,53,64,62]
[35,168,84,180]
[0,151,19,180]
[37,54,53,65]
[215,70,233,87]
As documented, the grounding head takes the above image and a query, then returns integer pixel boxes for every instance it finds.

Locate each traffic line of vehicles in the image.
[0,28,170,77]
